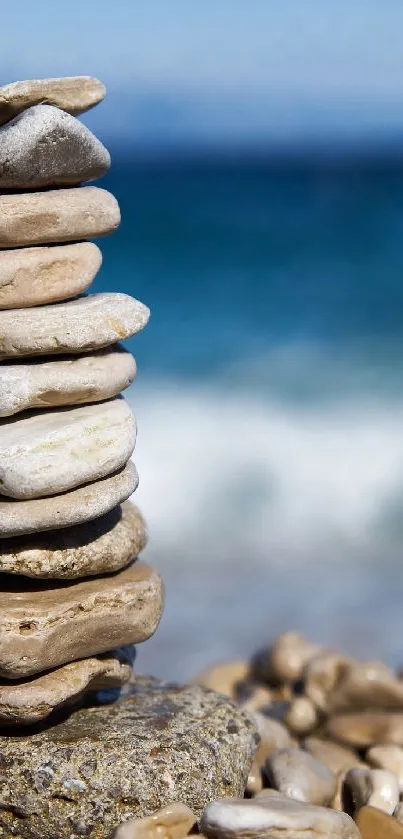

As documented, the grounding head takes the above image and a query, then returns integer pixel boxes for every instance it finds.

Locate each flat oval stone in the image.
[304,737,363,775]
[200,792,360,838]
[0,347,136,416]
[343,767,399,816]
[0,293,149,359]
[0,242,102,309]
[113,803,197,839]
[0,105,110,189]
[0,677,258,838]
[326,712,403,748]
[0,397,136,499]
[0,461,138,537]
[265,747,336,806]
[0,647,134,725]
[0,186,120,248]
[0,501,146,579]
[0,560,163,678]
[251,632,321,685]
[0,76,106,125]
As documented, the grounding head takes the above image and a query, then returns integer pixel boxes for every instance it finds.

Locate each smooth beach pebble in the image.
[0,242,102,309]
[0,460,138,538]
[304,737,364,776]
[251,632,322,685]
[251,711,293,766]
[0,105,110,189]
[0,501,147,579]
[326,711,403,748]
[285,696,319,735]
[0,76,106,125]
[246,758,264,796]
[306,652,403,714]
[193,660,250,698]
[113,803,197,839]
[367,744,403,792]
[0,646,135,725]
[238,683,274,713]
[0,347,136,417]
[355,805,403,838]
[0,677,258,837]
[0,560,163,678]
[264,747,337,806]
[0,293,149,359]
[200,792,360,838]
[0,186,120,248]
[0,397,136,499]
[342,767,399,816]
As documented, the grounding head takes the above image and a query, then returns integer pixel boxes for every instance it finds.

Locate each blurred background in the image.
[3,0,403,678]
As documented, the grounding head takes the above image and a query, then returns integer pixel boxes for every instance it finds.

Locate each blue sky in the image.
[2,1,403,149]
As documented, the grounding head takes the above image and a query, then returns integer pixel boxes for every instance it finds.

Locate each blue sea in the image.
[93,157,403,679]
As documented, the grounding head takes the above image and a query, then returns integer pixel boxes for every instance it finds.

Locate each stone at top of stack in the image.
[0,75,163,726]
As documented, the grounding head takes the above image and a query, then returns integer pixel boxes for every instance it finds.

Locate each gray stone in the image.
[0,398,136,499]
[200,791,360,839]
[0,501,146,579]
[0,76,106,125]
[0,293,149,360]
[0,461,138,538]
[0,186,120,248]
[0,347,136,417]
[0,105,110,189]
[264,747,336,806]
[0,677,258,839]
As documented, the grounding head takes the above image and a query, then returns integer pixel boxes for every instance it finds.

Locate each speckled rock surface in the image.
[0,76,105,125]
[0,347,136,417]
[0,501,146,579]
[0,186,120,248]
[0,677,258,839]
[0,293,149,360]
[0,461,138,538]
[0,105,110,189]
[0,242,101,310]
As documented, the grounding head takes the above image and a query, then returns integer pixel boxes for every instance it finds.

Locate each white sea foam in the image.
[130,379,403,566]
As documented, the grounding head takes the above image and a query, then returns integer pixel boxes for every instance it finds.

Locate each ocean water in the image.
[93,157,403,679]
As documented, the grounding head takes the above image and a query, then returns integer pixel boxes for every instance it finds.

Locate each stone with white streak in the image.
[0,347,136,417]
[0,293,149,359]
[200,792,360,838]
[0,397,135,499]
[0,105,110,189]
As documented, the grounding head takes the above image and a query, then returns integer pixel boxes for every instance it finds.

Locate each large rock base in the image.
[0,676,258,839]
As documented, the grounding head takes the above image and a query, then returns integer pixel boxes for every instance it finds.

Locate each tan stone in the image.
[251,632,322,685]
[305,651,403,714]
[0,647,134,725]
[252,711,293,767]
[0,186,120,248]
[0,560,163,678]
[304,737,363,775]
[0,242,101,309]
[200,792,360,838]
[0,105,110,189]
[0,293,149,360]
[0,460,138,538]
[193,660,250,699]
[0,76,106,125]
[238,684,273,713]
[0,397,135,499]
[356,805,403,838]
[285,696,318,736]
[0,347,136,417]
[0,501,146,579]
[245,759,263,797]
[113,803,197,839]
[343,767,399,816]
[326,712,403,748]
[264,747,336,806]
[367,744,403,792]
[394,802,403,824]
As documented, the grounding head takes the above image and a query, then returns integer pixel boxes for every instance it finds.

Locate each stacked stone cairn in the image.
[0,76,258,839]
[0,77,164,721]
